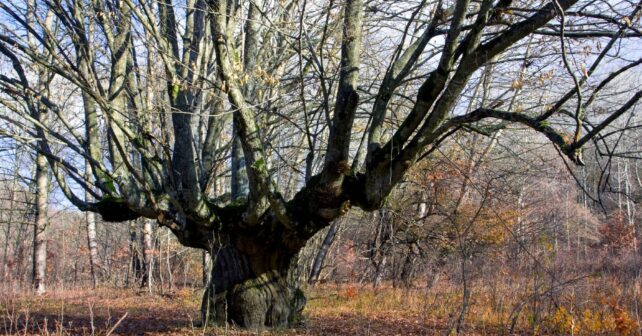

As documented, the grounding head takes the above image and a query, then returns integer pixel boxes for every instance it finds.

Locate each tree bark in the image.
[231,125,249,200]
[127,219,143,286]
[85,163,99,288]
[201,237,305,328]
[202,250,212,286]
[32,152,48,295]
[142,219,154,292]
[1,151,21,283]
[308,220,340,284]
[86,206,99,288]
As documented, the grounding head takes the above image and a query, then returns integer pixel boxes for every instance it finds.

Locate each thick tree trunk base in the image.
[201,272,306,328]
[201,245,306,329]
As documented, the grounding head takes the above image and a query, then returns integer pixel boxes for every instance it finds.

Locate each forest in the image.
[0,0,641,334]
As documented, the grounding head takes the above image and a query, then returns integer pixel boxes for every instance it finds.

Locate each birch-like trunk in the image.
[85,163,99,288]
[32,152,48,295]
[142,219,154,292]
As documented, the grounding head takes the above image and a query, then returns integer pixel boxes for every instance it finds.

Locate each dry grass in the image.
[0,287,201,335]
[306,277,642,336]
[1,275,641,335]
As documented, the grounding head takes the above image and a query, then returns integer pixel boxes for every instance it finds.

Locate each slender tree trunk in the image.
[14,213,28,283]
[1,154,20,283]
[373,255,387,288]
[308,220,340,284]
[1,215,10,283]
[166,230,173,290]
[454,255,470,334]
[142,219,154,292]
[32,153,49,295]
[127,220,142,287]
[370,210,391,288]
[85,163,99,288]
[86,209,99,288]
[427,250,448,289]
[202,250,212,286]
[60,225,67,288]
[399,244,418,289]
[158,229,164,294]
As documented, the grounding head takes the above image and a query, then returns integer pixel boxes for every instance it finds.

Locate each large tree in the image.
[0,0,641,328]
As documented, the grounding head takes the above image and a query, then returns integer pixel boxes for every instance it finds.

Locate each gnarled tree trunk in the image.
[201,237,305,328]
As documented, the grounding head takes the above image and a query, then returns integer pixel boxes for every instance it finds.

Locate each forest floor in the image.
[0,284,481,335]
[0,278,639,335]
